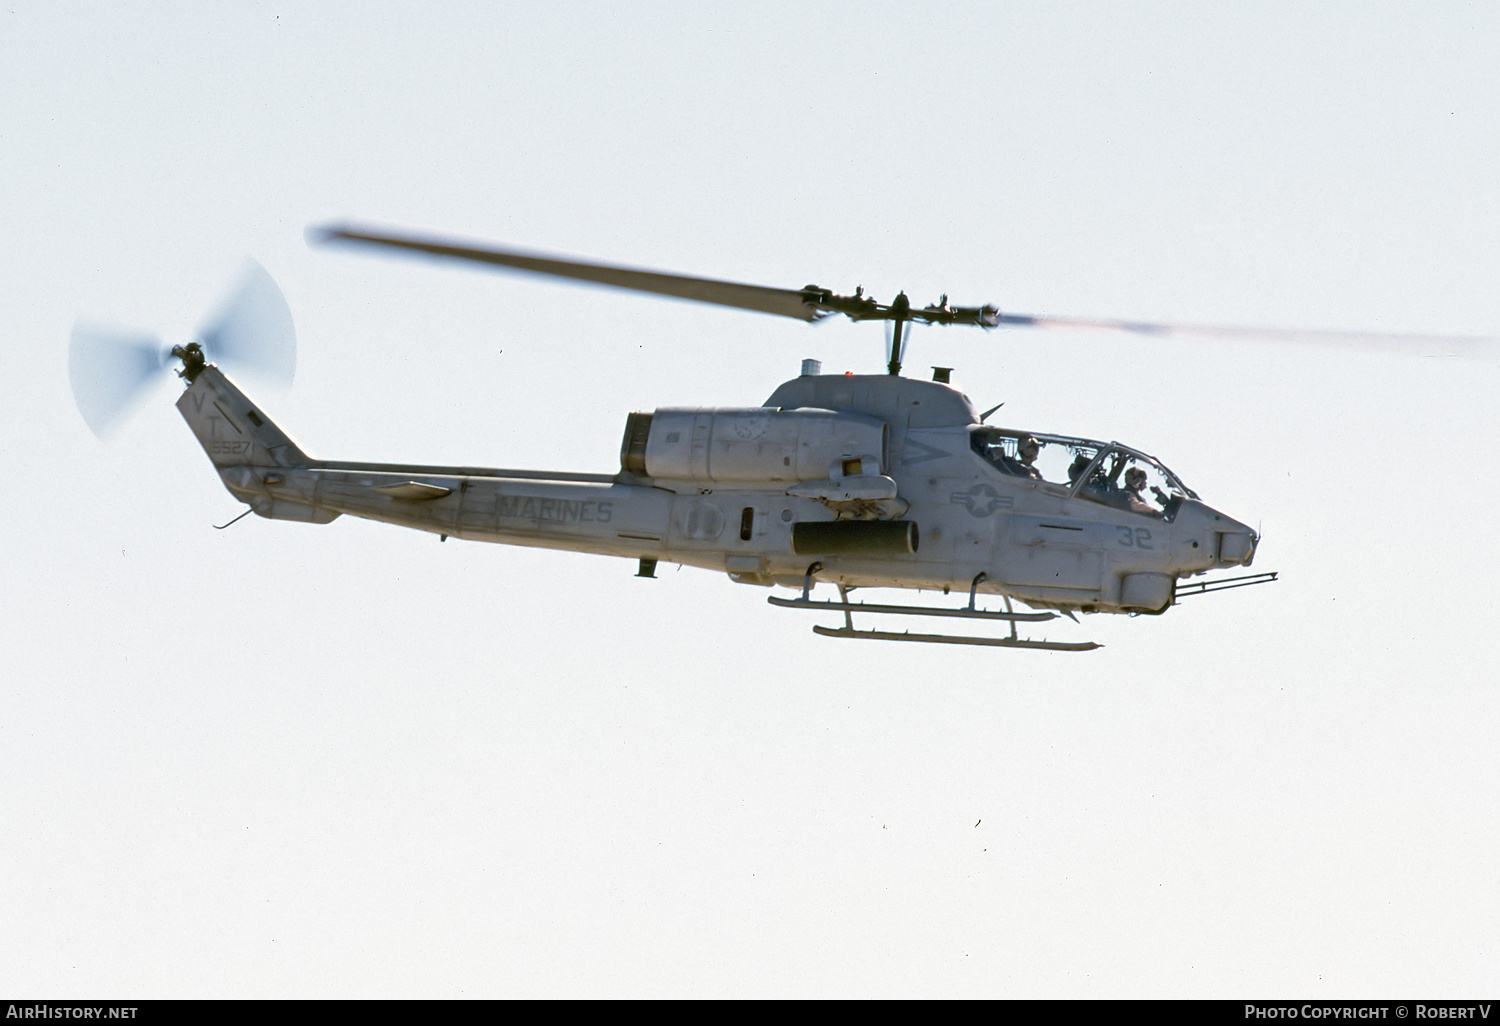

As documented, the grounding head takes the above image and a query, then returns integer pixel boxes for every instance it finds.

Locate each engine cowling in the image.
[622,407,886,486]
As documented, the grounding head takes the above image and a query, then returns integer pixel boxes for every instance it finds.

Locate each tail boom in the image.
[177,365,674,550]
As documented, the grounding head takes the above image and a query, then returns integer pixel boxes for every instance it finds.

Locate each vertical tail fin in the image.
[175,365,309,469]
[176,365,338,524]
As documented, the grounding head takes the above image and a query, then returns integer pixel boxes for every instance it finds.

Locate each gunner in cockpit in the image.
[1123,467,1155,515]
[1067,452,1092,486]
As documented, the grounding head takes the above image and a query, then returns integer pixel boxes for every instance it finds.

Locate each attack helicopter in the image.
[72,223,1323,651]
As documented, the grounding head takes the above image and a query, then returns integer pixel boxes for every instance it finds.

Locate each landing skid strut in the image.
[768,567,1102,652]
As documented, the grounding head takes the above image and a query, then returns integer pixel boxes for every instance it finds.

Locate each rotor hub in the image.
[171,342,207,382]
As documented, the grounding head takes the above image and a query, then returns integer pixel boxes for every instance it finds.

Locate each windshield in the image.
[970,428,1102,488]
[969,427,1196,520]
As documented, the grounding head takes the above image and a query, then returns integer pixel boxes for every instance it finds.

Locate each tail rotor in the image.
[67,326,173,438]
[69,260,296,438]
[194,260,296,387]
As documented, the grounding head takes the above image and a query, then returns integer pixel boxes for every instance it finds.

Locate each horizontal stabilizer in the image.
[374,481,453,501]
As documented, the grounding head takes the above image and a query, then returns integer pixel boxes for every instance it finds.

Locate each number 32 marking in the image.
[1117,527,1154,549]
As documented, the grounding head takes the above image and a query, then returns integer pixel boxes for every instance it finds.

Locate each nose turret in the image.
[1173,500,1258,571]
[1215,523,1258,567]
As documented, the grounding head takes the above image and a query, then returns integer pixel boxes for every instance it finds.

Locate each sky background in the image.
[3,0,1498,998]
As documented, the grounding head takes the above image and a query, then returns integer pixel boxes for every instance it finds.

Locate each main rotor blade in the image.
[311,221,1492,356]
[311,222,827,323]
[995,312,1498,357]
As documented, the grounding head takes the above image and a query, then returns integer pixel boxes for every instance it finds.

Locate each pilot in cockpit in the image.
[1014,434,1042,479]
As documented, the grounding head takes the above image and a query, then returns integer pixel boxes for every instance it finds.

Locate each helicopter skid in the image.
[810,625,1101,651]
[769,593,1101,651]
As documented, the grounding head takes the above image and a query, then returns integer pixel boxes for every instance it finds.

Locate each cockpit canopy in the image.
[969,426,1198,520]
